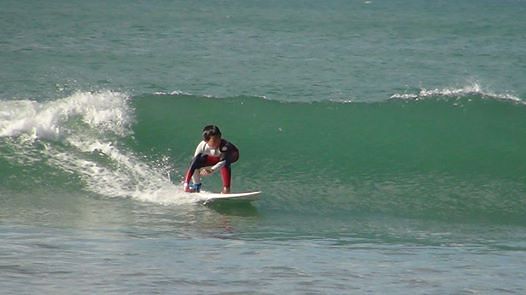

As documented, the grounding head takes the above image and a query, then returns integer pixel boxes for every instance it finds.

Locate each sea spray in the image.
[0,91,199,205]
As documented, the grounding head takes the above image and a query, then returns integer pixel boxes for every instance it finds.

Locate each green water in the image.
[1,0,526,293]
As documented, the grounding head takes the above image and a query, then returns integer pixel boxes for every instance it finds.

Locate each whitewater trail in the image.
[0,91,198,205]
[390,82,523,103]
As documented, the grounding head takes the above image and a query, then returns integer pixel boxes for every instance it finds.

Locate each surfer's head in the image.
[202,125,222,148]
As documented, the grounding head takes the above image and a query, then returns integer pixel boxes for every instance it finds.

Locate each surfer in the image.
[183,125,239,194]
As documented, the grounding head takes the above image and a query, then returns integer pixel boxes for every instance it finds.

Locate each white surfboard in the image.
[197,191,261,204]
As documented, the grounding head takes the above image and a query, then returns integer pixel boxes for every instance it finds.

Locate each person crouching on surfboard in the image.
[183,125,239,194]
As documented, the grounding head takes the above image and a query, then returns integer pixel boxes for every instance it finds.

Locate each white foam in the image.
[0,90,133,140]
[153,90,192,96]
[390,82,523,103]
[1,91,195,206]
[47,145,196,205]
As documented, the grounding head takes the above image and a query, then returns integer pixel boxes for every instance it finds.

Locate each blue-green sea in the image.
[1,0,526,293]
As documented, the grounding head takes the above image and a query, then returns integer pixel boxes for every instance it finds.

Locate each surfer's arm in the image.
[209,160,227,172]
[209,141,238,172]
[193,141,206,157]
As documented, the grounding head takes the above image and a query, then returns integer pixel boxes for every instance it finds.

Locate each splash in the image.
[0,90,133,140]
[0,91,195,205]
[390,82,523,103]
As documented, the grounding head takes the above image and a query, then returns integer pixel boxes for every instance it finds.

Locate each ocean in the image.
[1,0,526,293]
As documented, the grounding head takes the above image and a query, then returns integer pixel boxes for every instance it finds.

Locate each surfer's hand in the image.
[200,168,213,176]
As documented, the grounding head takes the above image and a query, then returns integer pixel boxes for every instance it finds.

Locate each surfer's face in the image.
[207,135,221,149]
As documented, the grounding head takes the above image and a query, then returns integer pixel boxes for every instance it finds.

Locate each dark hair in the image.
[202,125,222,141]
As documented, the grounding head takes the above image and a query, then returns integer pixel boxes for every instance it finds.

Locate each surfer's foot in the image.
[221,187,230,194]
[184,183,201,193]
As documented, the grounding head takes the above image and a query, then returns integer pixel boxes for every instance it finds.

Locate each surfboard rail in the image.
[197,191,261,204]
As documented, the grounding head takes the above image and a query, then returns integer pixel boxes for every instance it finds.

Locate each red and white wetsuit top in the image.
[193,139,239,172]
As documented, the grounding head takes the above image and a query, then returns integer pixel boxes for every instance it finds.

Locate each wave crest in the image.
[0,91,194,205]
[390,83,523,103]
[0,91,133,140]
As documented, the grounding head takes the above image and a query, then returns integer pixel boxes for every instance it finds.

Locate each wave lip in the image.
[0,90,133,140]
[1,91,160,202]
[0,90,218,206]
[390,83,523,104]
